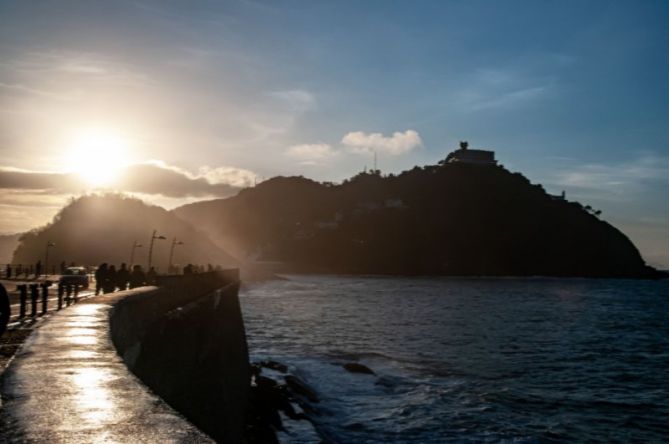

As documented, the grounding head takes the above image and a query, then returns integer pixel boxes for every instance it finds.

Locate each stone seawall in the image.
[109,270,249,443]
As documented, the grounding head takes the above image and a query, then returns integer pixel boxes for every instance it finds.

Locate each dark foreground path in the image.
[0,287,212,443]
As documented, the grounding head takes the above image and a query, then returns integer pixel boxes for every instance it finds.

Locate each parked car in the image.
[59,267,90,289]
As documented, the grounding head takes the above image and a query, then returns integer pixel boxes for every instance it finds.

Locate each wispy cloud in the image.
[455,67,555,112]
[550,154,669,201]
[0,81,80,101]
[269,89,316,113]
[459,85,549,112]
[341,130,422,155]
[0,50,154,106]
[555,155,669,189]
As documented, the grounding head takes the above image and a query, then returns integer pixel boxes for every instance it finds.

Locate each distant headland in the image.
[174,142,660,279]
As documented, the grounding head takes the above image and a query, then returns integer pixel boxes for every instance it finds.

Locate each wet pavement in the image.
[0,288,213,443]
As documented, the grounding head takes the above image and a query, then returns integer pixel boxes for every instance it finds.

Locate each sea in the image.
[240,275,669,443]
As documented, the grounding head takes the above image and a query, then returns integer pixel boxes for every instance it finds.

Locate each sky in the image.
[0,0,668,267]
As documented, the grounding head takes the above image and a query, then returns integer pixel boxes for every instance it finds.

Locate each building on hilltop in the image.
[445,141,497,165]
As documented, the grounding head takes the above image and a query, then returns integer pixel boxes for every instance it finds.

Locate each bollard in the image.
[74,284,80,301]
[41,283,49,315]
[29,284,38,317]
[58,284,64,310]
[17,284,27,318]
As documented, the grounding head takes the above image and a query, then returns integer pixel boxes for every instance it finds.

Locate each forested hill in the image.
[175,162,657,278]
[12,194,237,270]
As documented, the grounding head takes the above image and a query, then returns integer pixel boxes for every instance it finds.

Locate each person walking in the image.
[129,265,146,289]
[116,263,130,291]
[146,266,157,285]
[94,263,108,295]
[104,265,117,293]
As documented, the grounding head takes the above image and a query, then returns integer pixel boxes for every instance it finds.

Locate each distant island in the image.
[175,142,659,278]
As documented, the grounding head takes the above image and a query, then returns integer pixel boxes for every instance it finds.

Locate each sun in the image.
[65,127,132,187]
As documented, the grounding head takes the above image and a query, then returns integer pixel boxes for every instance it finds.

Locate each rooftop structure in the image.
[446,141,497,166]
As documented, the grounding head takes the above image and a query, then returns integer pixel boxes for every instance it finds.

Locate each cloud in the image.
[341,130,422,155]
[197,165,258,188]
[118,163,241,197]
[285,143,335,164]
[0,161,256,198]
[0,168,75,191]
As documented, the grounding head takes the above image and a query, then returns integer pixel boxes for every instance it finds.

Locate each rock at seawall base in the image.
[285,375,319,403]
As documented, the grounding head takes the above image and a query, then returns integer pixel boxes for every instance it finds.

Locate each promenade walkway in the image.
[0,288,212,443]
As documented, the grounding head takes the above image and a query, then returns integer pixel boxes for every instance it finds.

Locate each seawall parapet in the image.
[110,269,249,443]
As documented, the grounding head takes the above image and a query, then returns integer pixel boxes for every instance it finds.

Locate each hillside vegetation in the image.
[175,162,657,278]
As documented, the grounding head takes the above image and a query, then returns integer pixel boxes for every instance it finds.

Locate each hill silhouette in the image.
[12,194,237,271]
[175,162,657,278]
[0,233,20,264]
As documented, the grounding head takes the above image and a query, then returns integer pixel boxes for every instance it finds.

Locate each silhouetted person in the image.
[104,265,117,293]
[34,261,42,279]
[60,261,66,274]
[116,263,129,291]
[95,263,108,295]
[5,264,11,279]
[129,265,146,289]
[146,267,157,284]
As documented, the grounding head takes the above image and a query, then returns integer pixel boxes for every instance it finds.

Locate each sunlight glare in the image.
[65,127,133,187]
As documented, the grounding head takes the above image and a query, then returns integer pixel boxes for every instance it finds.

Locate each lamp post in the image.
[168,237,184,273]
[129,241,142,266]
[44,241,55,277]
[147,230,166,271]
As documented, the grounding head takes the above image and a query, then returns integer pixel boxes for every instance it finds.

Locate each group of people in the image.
[4,260,78,279]
[94,263,157,295]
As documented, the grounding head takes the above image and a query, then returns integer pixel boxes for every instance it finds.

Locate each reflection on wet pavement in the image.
[0,292,212,442]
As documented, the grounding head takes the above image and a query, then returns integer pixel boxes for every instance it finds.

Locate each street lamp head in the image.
[157,235,167,240]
